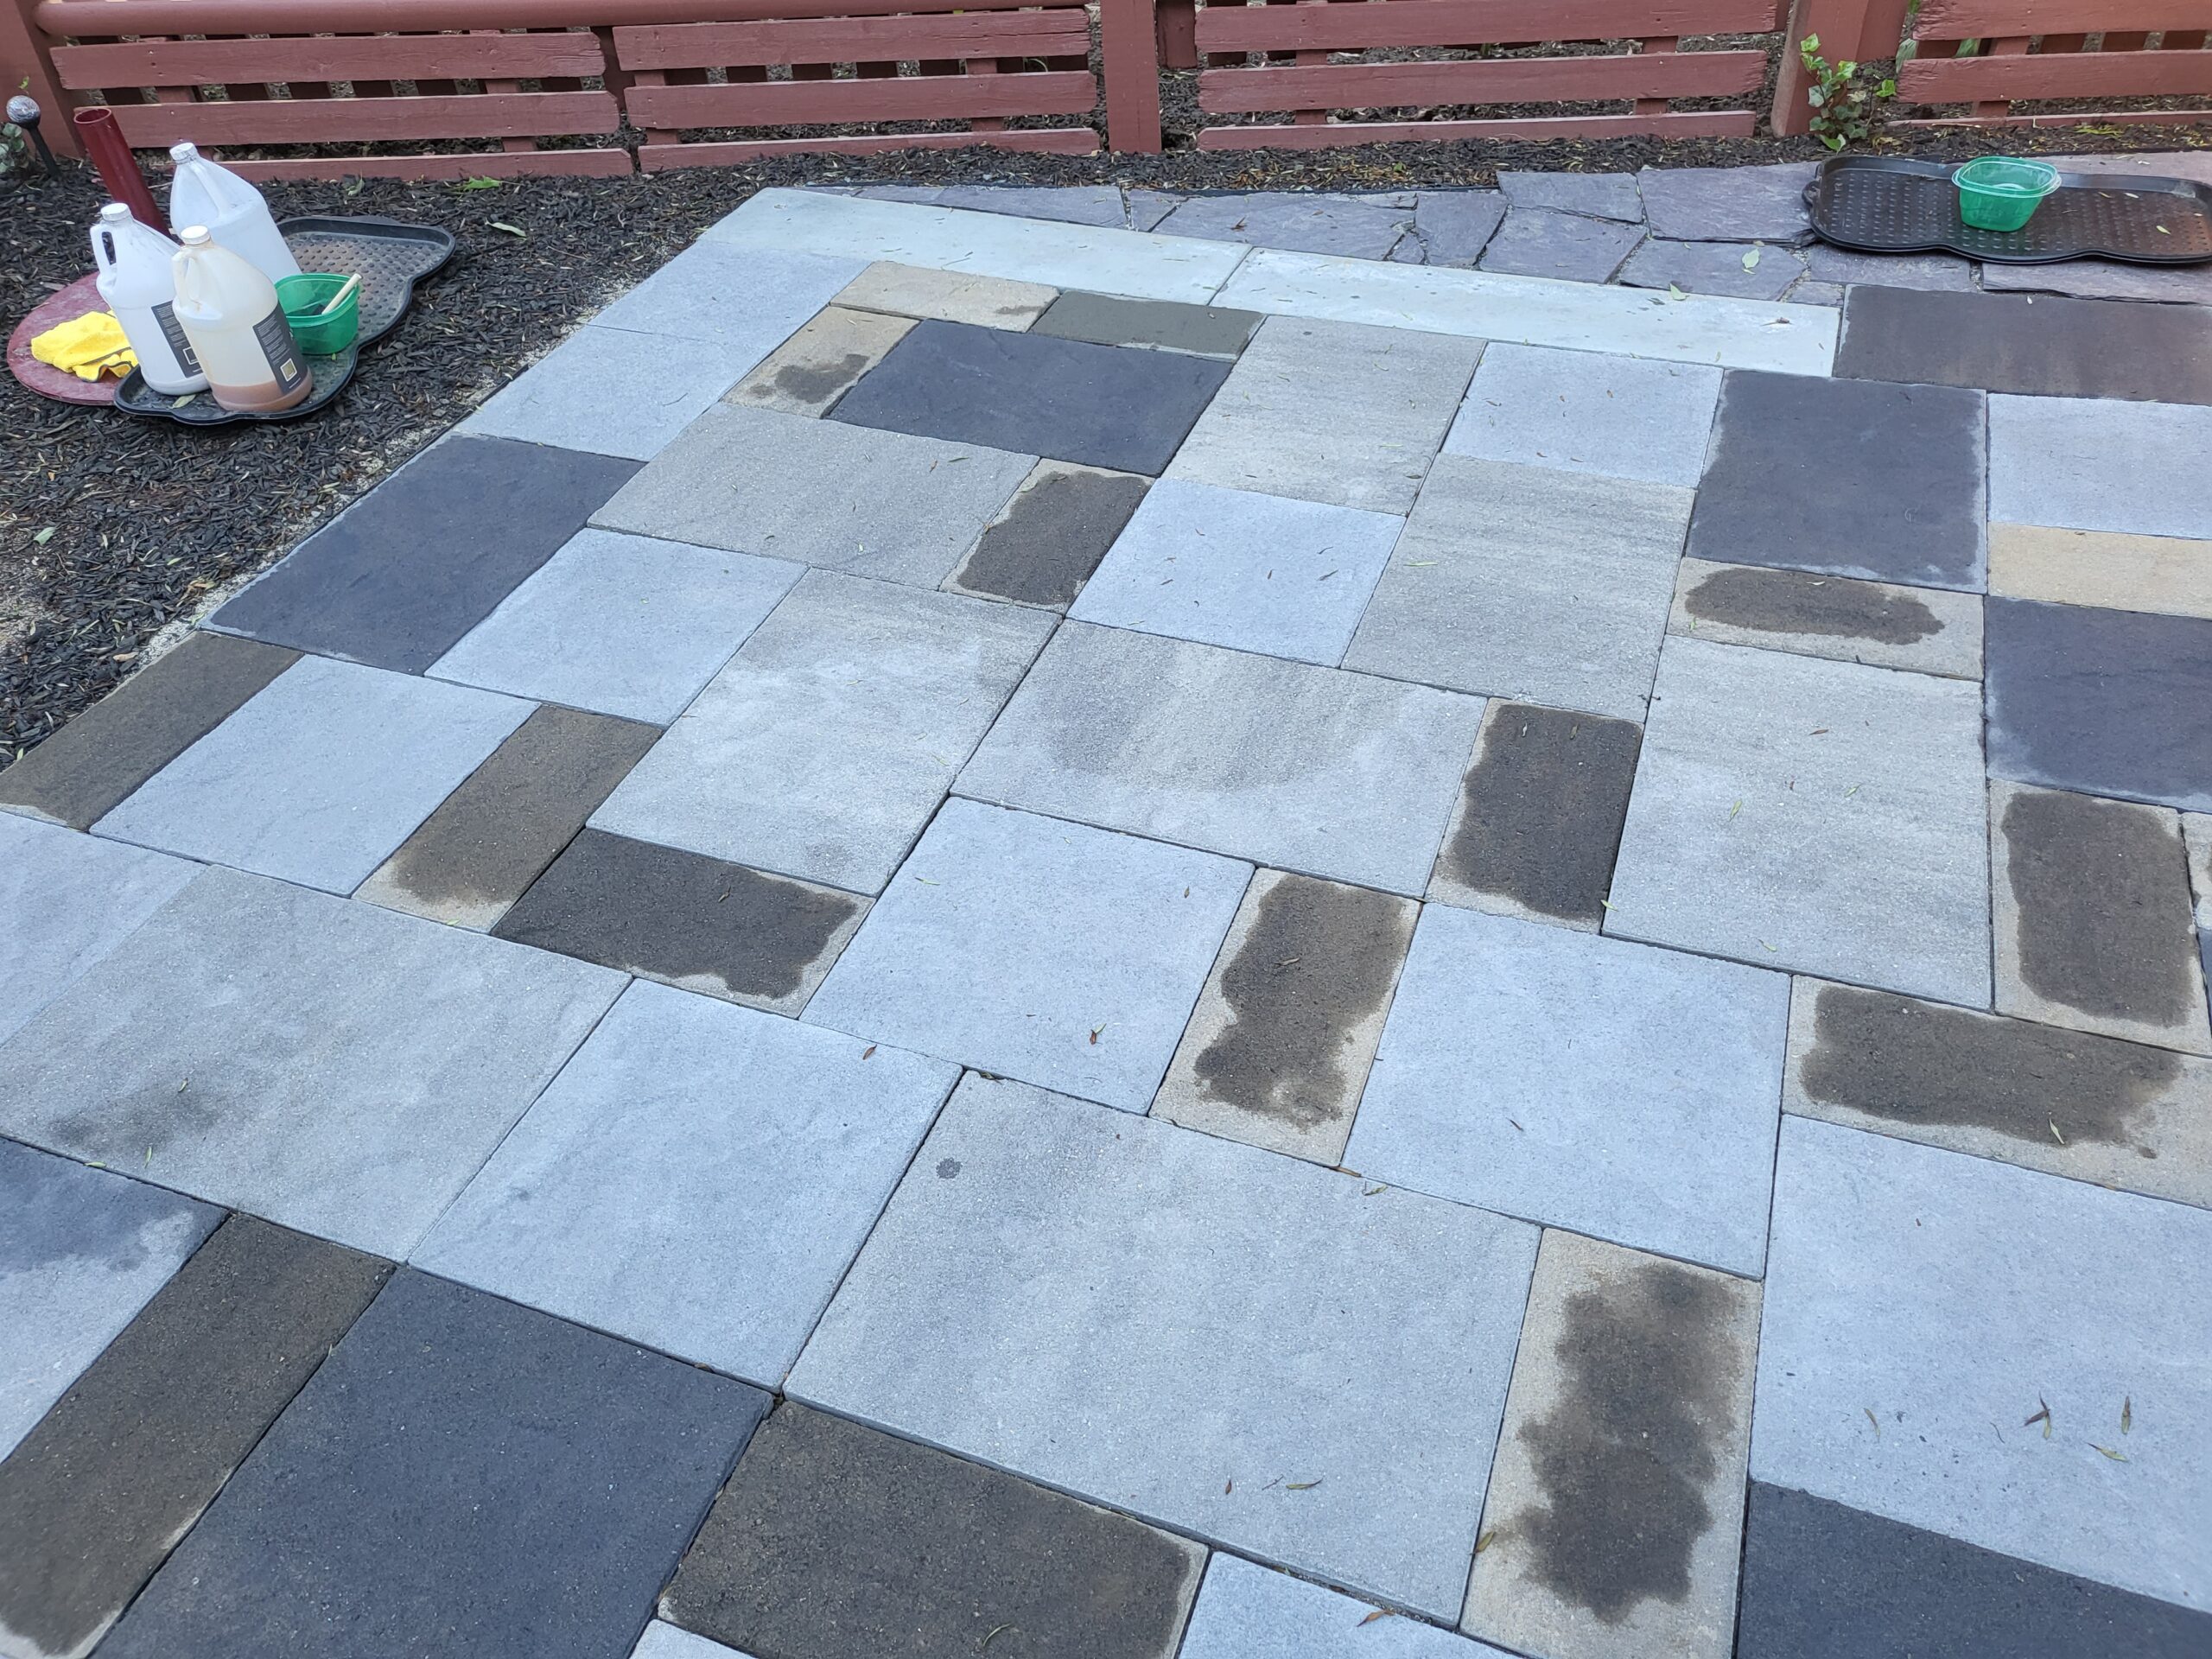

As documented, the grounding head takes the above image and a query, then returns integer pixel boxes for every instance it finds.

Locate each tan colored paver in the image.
[832,260,1055,330]
[727,306,912,416]
[1668,556,1983,680]
[1987,522,2212,621]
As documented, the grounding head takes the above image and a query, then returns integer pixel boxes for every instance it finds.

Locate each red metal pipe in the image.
[72,106,165,229]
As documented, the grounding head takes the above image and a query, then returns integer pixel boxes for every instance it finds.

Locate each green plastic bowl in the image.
[1954,157,2061,232]
[276,272,359,354]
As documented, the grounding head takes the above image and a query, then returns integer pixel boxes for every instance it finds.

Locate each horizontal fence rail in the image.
[1891,0,2212,127]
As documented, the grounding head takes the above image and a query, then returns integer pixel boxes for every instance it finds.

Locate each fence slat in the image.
[229,147,634,178]
[637,125,1096,166]
[53,30,606,86]
[613,10,1087,67]
[1193,0,1779,52]
[626,67,1096,125]
[108,89,619,143]
[1901,45,2212,100]
[1913,0,2207,33]
[1198,48,1765,111]
[1198,107,1758,144]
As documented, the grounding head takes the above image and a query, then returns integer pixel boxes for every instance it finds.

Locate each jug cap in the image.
[177,225,213,245]
[168,141,201,162]
[98,201,131,223]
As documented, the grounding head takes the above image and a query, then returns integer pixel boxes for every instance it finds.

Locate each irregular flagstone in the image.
[0,632,296,830]
[1443,342,1721,489]
[429,530,802,725]
[591,572,1052,894]
[1032,291,1262,358]
[1476,208,1645,283]
[1990,782,2210,1054]
[946,461,1152,609]
[1987,524,2212,622]
[1165,315,1481,515]
[0,1142,219,1462]
[832,260,1055,329]
[1836,286,2212,405]
[1125,188,1185,231]
[1783,277,1844,307]
[1463,1230,1759,1659]
[1151,868,1418,1166]
[1069,478,1404,666]
[0,866,621,1258]
[95,1272,770,1659]
[592,404,1035,588]
[1344,456,1691,721]
[929,183,1132,227]
[1984,597,2212,813]
[632,1624,746,1659]
[804,799,1249,1110]
[355,704,658,931]
[460,324,771,463]
[1980,257,2212,305]
[493,830,866,1014]
[1637,162,1818,243]
[208,435,640,674]
[92,653,531,896]
[1605,638,1991,1005]
[1753,1116,2212,1610]
[1802,243,1976,291]
[1668,558,1984,680]
[0,1217,387,1659]
[1688,370,1987,592]
[0,812,196,1047]
[1738,1481,2212,1659]
[662,1403,1204,1659]
[1151,192,1413,258]
[1617,238,1803,302]
[1402,189,1510,266]
[1497,170,1643,223]
[1181,1554,1513,1656]
[1428,700,1643,931]
[1783,978,2212,1210]
[585,241,867,354]
[785,1075,1540,1618]
[726,304,914,416]
[1987,394,2212,541]
[1346,906,1788,1276]
[957,623,1483,897]
[416,982,955,1386]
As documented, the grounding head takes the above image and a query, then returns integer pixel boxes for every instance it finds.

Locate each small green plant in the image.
[1800,35,1897,151]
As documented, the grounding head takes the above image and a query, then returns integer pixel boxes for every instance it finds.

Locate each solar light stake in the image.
[7,96,57,177]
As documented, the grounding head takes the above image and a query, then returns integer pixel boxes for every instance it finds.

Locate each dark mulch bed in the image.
[3,109,2208,758]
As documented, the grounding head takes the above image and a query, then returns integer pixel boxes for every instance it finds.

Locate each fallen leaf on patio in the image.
[1475,1529,1497,1554]
[1405,560,1438,568]
[1090,1024,1106,1044]
[1225,1478,1233,1493]
[912,875,941,885]
[1358,1610,1397,1625]
[981,1624,1015,1652]
[2049,1119,2066,1146]
[861,1046,877,1060]
[1667,283,1688,301]
[2091,1443,2128,1462]
[1363,1183,1385,1196]
[2122,1396,2133,1433]
[1287,1478,1322,1491]
[1730,799,1743,819]
[1743,247,1762,270]
[1864,1407,1881,1438]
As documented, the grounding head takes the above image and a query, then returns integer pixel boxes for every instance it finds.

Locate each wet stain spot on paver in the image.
[1801,982,2178,1148]
[1192,875,1412,1129]
[936,1158,962,1180]
[954,466,1150,608]
[1439,702,1643,925]
[49,1084,225,1166]
[2003,788,2196,1027]
[1683,564,1943,645]
[0,1144,210,1275]
[773,353,874,407]
[1514,1260,1741,1622]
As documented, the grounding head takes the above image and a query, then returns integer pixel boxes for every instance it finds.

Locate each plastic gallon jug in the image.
[89,202,207,396]
[167,143,299,282]
[171,227,312,413]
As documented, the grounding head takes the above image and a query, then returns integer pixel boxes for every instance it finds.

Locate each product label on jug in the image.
[253,307,309,397]
[152,302,201,375]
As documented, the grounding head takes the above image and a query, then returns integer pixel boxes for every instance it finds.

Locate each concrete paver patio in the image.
[4,175,2212,1659]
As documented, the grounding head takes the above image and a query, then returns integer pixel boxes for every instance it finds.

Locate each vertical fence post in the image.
[3,0,79,155]
[1770,0,1879,134]
[1156,0,1198,71]
[1100,0,1163,151]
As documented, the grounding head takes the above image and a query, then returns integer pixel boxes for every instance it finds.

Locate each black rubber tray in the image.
[114,215,454,426]
[1804,156,2212,265]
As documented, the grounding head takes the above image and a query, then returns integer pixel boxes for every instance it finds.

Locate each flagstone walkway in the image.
[3,174,2212,1659]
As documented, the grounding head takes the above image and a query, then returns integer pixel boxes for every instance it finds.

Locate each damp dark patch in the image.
[1801,983,2182,1148]
[936,1159,963,1180]
[493,829,861,1006]
[772,353,875,408]
[954,466,1151,608]
[0,1141,211,1274]
[2003,787,2197,1028]
[1192,874,1413,1128]
[49,1082,226,1168]
[1683,564,1943,645]
[1439,702,1642,925]
[1515,1260,1744,1623]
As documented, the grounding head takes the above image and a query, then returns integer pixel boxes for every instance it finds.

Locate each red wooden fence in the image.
[1891,0,2211,127]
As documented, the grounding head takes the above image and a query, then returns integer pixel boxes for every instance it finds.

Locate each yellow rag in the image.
[31,311,138,382]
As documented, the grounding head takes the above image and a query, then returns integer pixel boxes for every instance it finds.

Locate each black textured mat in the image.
[1806,157,2212,265]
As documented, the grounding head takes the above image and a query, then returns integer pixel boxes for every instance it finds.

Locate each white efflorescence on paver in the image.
[1754,1116,2212,1611]
[1442,342,1723,488]
[1346,906,1789,1276]
[1180,1554,1516,1657]
[1988,394,2212,541]
[414,980,958,1389]
[1605,636,1991,1006]
[785,1074,1541,1620]
[428,530,803,726]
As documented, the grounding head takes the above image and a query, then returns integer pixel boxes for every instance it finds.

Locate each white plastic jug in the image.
[171,227,312,413]
[90,202,207,396]
[167,143,299,282]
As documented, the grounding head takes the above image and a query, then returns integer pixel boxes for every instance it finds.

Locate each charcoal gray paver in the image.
[1802,244,1976,291]
[1462,1230,1760,1659]
[1836,285,2212,404]
[0,812,195,1047]
[1033,291,1262,357]
[931,184,1133,228]
[727,305,913,417]
[946,461,1152,609]
[957,624,1484,897]
[804,799,1249,1110]
[830,318,1231,476]
[1069,478,1403,665]
[1182,1554,1514,1657]
[1754,1116,2212,1610]
[494,830,866,1014]
[416,981,955,1386]
[1399,190,1510,265]
[0,1142,219,1463]
[1988,393,2212,541]
[1443,342,1722,488]
[1151,193,1413,258]
[1476,208,1646,283]
[0,1217,387,1659]
[1346,906,1788,1276]
[429,530,802,724]
[95,1271,769,1659]
[591,571,1053,894]
[1344,456,1691,721]
[1668,558,1984,680]
[1497,170,1644,223]
[0,865,621,1258]
[1637,162,1817,243]
[785,1074,1540,1618]
[591,404,1035,588]
[1688,370,1986,591]
[1618,238,1803,302]
[460,325,773,462]
[0,632,296,830]
[93,653,532,896]
[661,1403,1205,1659]
[209,435,641,673]
[1980,258,2212,305]
[1606,637,1991,1004]
[1166,315,1482,515]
